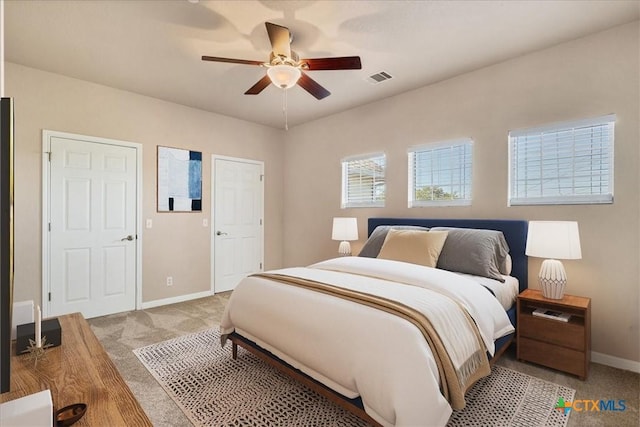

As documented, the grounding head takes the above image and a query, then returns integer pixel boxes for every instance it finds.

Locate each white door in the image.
[212,157,263,293]
[47,135,138,318]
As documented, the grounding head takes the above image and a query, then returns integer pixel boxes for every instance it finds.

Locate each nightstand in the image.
[517,288,591,379]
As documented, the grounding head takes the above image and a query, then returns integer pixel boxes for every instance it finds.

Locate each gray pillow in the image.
[431,227,509,282]
[359,225,430,258]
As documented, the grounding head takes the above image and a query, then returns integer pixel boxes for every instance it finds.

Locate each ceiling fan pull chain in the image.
[283,88,289,131]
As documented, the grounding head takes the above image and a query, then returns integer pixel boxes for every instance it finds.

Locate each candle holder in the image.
[22,336,53,367]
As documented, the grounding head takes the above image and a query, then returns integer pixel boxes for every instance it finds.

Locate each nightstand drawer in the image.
[518,337,587,378]
[519,315,585,351]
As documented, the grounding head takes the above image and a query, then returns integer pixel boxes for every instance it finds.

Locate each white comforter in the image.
[220,257,514,427]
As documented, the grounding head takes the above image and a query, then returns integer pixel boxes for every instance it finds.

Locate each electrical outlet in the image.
[166,276,173,286]
[202,218,208,227]
[146,219,153,228]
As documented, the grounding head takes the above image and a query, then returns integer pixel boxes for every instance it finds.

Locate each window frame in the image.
[508,114,615,206]
[341,152,386,208]
[408,138,474,208]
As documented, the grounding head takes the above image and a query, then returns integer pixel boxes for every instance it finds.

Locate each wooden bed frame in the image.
[229,218,529,426]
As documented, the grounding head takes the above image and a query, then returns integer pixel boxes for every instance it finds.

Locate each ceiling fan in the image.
[202,22,362,100]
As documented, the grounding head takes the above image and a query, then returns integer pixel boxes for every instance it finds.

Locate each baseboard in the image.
[141,290,214,310]
[12,300,34,339]
[592,351,640,373]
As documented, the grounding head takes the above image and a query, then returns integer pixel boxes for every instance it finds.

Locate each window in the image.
[408,139,473,207]
[509,115,614,206]
[341,153,385,208]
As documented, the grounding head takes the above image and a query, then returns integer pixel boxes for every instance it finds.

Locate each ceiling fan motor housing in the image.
[269,51,300,67]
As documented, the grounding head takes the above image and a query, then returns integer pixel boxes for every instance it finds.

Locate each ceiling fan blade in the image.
[265,22,291,58]
[300,56,362,71]
[297,72,330,100]
[202,56,264,66]
[244,75,272,95]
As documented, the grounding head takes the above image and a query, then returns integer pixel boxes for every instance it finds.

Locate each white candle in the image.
[35,305,42,348]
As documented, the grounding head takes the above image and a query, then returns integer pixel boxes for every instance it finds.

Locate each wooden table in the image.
[0,312,151,426]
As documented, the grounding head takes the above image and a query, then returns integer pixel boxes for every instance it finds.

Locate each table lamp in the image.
[525,221,582,299]
[332,217,358,256]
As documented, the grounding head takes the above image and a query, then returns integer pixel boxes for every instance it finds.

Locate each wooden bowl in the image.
[55,403,87,427]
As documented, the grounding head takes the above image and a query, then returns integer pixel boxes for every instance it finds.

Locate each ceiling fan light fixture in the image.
[267,64,301,89]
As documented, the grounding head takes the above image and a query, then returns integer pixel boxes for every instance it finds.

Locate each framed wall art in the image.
[157,146,202,212]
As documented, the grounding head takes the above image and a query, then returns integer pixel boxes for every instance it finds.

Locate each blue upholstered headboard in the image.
[367,218,528,292]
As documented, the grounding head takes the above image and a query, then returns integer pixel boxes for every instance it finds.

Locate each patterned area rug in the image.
[134,329,575,427]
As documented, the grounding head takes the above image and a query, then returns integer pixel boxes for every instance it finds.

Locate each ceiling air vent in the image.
[366,71,393,85]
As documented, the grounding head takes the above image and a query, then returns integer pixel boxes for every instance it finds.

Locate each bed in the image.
[220,218,528,426]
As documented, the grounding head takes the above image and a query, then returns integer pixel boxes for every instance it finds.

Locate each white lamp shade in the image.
[525,221,582,260]
[267,65,301,89]
[332,217,358,241]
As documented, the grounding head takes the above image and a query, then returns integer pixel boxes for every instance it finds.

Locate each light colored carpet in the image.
[134,328,575,427]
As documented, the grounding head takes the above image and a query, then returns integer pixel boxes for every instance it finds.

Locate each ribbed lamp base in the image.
[539,259,567,300]
[338,241,351,257]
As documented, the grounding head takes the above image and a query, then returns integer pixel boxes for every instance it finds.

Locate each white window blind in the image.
[341,153,386,208]
[509,115,614,206]
[408,139,473,207]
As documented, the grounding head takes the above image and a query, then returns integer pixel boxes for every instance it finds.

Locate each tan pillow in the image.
[377,229,448,267]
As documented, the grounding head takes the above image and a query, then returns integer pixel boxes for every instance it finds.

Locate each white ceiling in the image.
[5,0,639,129]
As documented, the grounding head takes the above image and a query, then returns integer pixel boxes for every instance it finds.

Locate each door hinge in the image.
[48,222,51,232]
[259,219,263,225]
[259,262,263,270]
[260,174,264,182]
[48,292,51,302]
[46,152,51,162]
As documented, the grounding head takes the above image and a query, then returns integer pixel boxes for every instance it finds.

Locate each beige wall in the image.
[6,63,284,305]
[283,22,640,363]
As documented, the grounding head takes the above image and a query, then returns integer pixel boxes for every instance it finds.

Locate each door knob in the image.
[121,235,134,241]
[216,231,228,236]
